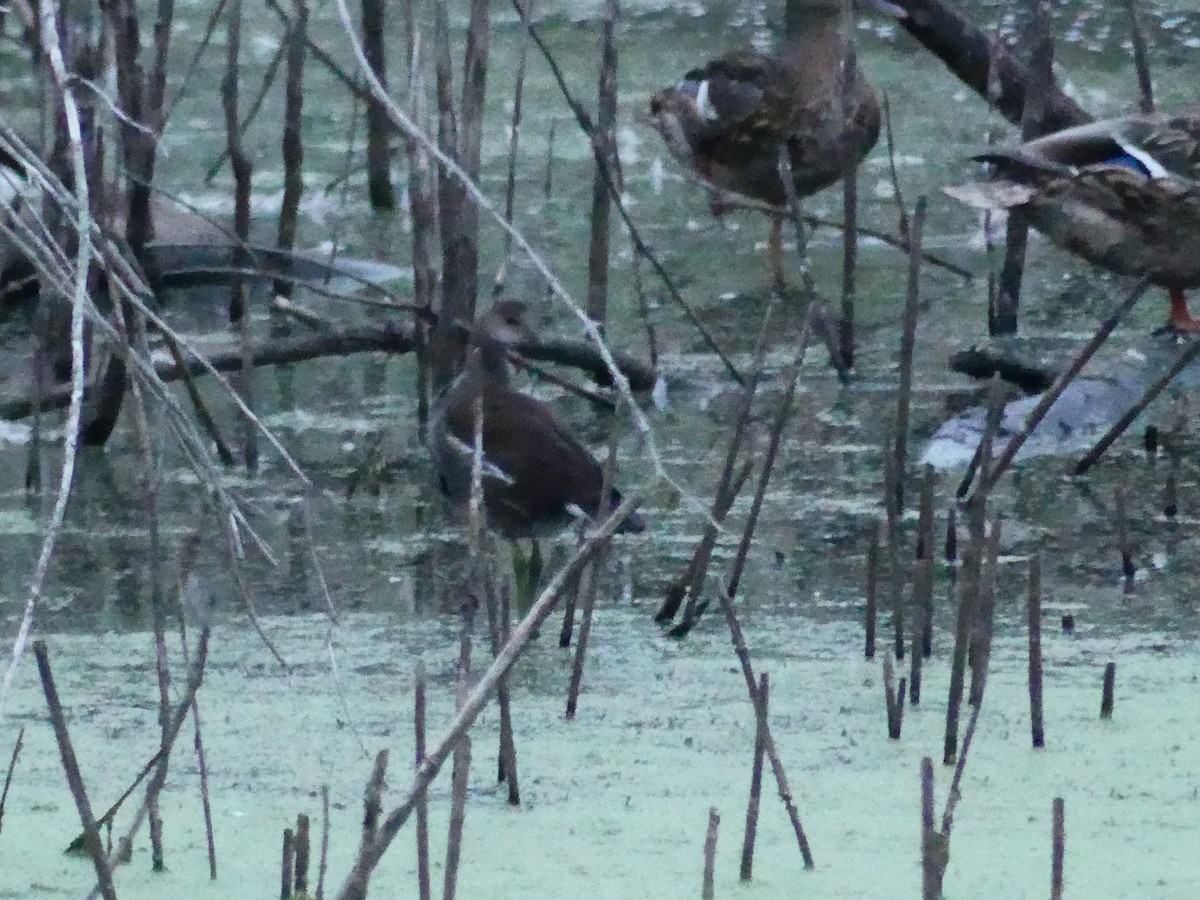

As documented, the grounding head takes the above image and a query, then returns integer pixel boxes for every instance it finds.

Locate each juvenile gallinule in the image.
[428,301,646,545]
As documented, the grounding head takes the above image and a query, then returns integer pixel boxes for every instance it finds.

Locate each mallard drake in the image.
[946,112,1200,332]
[428,301,646,541]
[647,0,900,290]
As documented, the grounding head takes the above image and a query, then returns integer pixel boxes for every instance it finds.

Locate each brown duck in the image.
[647,0,901,289]
[428,301,645,540]
[946,111,1200,332]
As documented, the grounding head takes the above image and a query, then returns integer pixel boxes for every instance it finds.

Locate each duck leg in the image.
[1167,288,1200,333]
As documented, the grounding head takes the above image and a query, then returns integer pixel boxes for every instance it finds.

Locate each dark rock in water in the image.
[923,334,1197,469]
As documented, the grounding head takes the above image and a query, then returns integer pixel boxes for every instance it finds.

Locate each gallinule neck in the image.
[647,0,898,291]
[428,301,646,539]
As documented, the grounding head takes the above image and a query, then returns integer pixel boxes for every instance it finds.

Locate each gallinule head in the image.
[945,111,1200,333]
[428,300,646,540]
[646,0,897,291]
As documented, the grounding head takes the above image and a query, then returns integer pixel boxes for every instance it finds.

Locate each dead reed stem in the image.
[335,496,645,900]
[865,521,879,660]
[317,785,331,900]
[360,0,395,208]
[174,534,217,878]
[1115,485,1135,584]
[920,757,945,899]
[1027,554,1045,748]
[658,303,776,627]
[967,516,1001,706]
[725,307,815,601]
[739,672,768,882]
[883,450,904,660]
[484,578,520,802]
[702,807,720,899]
[892,196,927,512]
[497,0,534,274]
[585,0,619,325]
[120,316,174,871]
[442,735,472,900]
[0,726,23,836]
[838,0,860,369]
[916,464,935,564]
[222,0,258,469]
[1125,0,1155,113]
[1073,337,1200,476]
[1100,662,1116,719]
[414,660,432,900]
[274,0,308,299]
[714,582,814,869]
[567,398,622,716]
[883,654,903,739]
[944,492,987,763]
[34,641,116,900]
[1051,797,1065,899]
[909,558,931,704]
[993,49,1042,336]
[496,584,520,804]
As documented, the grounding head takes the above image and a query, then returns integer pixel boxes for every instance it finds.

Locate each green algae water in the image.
[1,1,1200,896]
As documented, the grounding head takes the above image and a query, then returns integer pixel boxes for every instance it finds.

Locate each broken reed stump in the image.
[702,807,720,900]
[1100,662,1116,719]
[1027,554,1045,748]
[295,814,311,897]
[282,828,295,900]
[740,673,768,882]
[919,757,947,899]
[1051,797,1065,900]
[883,654,904,740]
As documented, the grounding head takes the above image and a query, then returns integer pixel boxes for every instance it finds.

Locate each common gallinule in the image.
[428,300,646,544]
